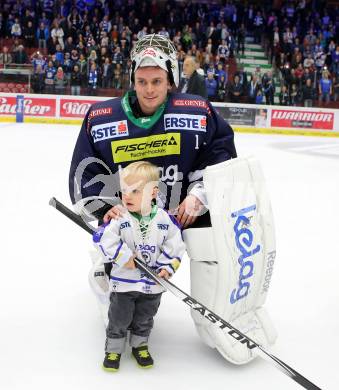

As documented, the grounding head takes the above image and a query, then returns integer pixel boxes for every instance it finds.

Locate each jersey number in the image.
[195,134,199,150]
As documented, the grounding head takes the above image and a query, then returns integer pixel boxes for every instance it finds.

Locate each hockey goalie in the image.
[68,34,277,366]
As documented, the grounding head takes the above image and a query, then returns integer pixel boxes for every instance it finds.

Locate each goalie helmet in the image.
[130,34,179,87]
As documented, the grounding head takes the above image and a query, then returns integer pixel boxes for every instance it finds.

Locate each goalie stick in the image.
[49,197,322,390]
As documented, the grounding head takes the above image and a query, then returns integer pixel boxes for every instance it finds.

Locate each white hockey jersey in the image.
[93,205,186,294]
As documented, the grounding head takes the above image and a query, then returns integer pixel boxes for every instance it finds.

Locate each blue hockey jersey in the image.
[69,91,236,215]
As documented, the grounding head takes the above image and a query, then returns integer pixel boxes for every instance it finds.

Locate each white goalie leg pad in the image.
[88,249,110,327]
[185,228,219,348]
[184,156,277,364]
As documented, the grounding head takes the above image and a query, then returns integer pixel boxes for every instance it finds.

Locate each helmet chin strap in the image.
[130,60,137,84]
[165,59,175,86]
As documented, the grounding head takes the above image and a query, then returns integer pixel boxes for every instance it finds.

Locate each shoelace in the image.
[138,350,150,358]
[107,353,119,361]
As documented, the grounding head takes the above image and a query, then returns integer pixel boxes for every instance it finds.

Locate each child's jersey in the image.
[92,205,186,294]
[69,91,237,215]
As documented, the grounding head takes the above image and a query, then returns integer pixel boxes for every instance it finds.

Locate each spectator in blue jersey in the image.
[217,40,230,64]
[44,60,57,94]
[253,11,264,44]
[55,45,65,67]
[36,22,49,50]
[331,46,339,75]
[318,70,332,103]
[215,63,228,86]
[31,51,46,72]
[255,88,264,104]
[205,71,217,101]
[87,63,98,95]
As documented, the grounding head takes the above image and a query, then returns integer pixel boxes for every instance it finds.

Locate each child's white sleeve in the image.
[92,221,133,267]
[156,220,186,275]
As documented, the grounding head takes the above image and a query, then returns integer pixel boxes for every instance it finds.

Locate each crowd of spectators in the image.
[265,0,339,106]
[0,0,338,107]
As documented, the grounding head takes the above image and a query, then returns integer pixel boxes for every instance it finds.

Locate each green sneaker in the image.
[132,346,154,368]
[103,352,121,372]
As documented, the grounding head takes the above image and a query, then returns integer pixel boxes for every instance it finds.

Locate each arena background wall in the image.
[0,93,338,137]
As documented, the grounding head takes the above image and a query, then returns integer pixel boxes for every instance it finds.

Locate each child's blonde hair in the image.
[120,161,160,184]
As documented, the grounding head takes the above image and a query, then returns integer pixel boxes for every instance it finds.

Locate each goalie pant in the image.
[92,206,186,294]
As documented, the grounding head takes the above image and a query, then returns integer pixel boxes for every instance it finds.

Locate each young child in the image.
[93,161,186,372]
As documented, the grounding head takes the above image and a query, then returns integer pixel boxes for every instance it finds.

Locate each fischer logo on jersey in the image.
[111,133,181,163]
[91,120,129,143]
[230,205,261,304]
[164,114,207,132]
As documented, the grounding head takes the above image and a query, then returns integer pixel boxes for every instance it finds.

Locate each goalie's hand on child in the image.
[175,194,205,228]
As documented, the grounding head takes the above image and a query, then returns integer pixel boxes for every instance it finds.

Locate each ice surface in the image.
[0,122,338,390]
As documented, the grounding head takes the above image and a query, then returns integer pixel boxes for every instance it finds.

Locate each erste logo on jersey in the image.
[164,114,207,132]
[91,120,129,143]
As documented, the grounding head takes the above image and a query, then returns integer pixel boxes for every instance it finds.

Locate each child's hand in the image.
[124,255,136,269]
[158,269,170,279]
[103,205,126,223]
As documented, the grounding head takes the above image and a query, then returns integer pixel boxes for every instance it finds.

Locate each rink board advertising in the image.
[0,93,338,135]
[217,106,268,127]
[216,106,256,126]
[271,109,334,130]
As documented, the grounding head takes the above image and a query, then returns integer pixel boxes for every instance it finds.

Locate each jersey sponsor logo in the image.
[164,114,207,132]
[172,99,211,114]
[261,251,276,294]
[157,223,169,230]
[159,164,183,186]
[91,120,129,143]
[230,205,261,304]
[89,107,112,119]
[111,133,181,163]
[183,296,257,350]
[120,221,131,229]
[137,244,156,253]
